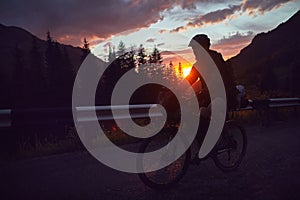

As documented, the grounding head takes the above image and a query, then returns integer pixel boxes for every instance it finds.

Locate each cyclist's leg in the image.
[196,116,210,147]
[190,116,210,164]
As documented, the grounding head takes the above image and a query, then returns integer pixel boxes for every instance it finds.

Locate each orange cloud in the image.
[170,26,187,33]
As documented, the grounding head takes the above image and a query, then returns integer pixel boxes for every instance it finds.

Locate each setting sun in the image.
[182,67,192,78]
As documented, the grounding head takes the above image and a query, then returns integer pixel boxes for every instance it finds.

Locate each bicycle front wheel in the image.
[138,129,191,190]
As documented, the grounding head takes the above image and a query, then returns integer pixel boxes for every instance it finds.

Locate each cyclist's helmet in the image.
[188,34,211,50]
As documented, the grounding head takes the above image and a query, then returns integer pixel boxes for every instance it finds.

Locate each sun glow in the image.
[163,54,194,78]
[182,67,192,78]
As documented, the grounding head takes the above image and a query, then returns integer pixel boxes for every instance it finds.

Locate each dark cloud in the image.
[0,0,227,46]
[130,0,227,11]
[158,29,167,34]
[242,0,295,15]
[0,0,166,46]
[171,0,293,32]
[146,38,156,43]
[187,5,241,28]
[213,31,254,46]
[235,23,274,33]
[157,43,165,47]
[0,0,293,46]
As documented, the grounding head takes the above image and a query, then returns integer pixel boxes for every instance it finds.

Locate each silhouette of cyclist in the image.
[185,34,237,163]
[156,34,237,155]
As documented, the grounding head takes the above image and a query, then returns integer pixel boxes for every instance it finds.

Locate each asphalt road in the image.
[1,119,300,200]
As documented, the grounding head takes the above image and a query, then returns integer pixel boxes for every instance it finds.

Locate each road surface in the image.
[1,119,300,200]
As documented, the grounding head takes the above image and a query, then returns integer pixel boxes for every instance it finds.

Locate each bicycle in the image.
[138,118,247,190]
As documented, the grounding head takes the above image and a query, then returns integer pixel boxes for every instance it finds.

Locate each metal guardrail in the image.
[75,104,162,122]
[234,98,300,111]
[0,98,299,128]
[0,104,162,128]
[268,98,300,108]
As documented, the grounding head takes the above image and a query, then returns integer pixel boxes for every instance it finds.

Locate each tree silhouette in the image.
[178,62,182,75]
[117,41,126,58]
[149,46,163,64]
[137,44,147,66]
[81,37,90,62]
[122,48,136,69]
[46,30,52,44]
[116,42,136,70]
[169,61,173,68]
[45,31,74,106]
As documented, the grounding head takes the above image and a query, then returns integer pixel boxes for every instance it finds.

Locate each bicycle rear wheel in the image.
[138,128,191,190]
[213,120,247,172]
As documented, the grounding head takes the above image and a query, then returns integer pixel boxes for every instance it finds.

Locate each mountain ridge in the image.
[227,10,300,96]
[0,24,92,107]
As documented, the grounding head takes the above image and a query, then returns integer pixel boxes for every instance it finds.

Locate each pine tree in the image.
[178,62,182,75]
[46,30,52,44]
[149,46,163,64]
[117,41,126,58]
[125,48,136,69]
[137,44,147,65]
[81,37,90,62]
[169,61,173,68]
[45,31,69,106]
[116,41,128,69]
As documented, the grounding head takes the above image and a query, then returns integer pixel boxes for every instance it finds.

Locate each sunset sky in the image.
[1,0,299,67]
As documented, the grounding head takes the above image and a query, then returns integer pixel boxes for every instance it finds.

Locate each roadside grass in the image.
[1,108,298,163]
[230,107,299,126]
[1,119,148,163]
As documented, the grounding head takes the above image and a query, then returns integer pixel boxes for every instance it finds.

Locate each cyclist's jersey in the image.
[185,50,237,111]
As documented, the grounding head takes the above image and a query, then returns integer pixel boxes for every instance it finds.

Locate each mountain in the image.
[228,10,300,96]
[0,24,152,108]
[0,24,85,71]
[0,24,97,108]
